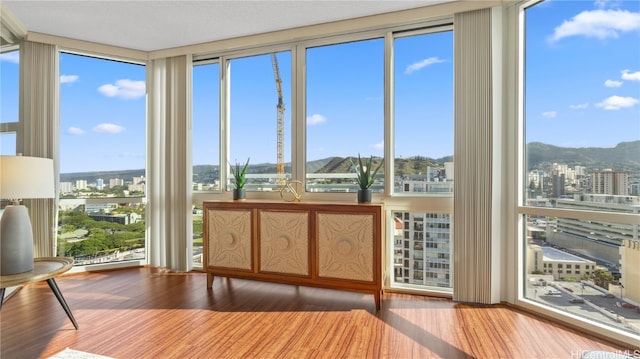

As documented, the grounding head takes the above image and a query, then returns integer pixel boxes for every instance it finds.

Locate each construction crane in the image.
[271,53,285,183]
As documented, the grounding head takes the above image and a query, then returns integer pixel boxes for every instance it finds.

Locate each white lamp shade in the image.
[0,155,55,199]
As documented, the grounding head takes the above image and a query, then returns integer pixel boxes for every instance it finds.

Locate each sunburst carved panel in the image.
[259,211,309,275]
[317,213,373,282]
[207,209,252,270]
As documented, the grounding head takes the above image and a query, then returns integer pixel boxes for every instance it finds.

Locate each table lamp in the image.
[0,155,55,275]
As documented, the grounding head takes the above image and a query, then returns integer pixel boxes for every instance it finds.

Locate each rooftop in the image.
[542,247,595,263]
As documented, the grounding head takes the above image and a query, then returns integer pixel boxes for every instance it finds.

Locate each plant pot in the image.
[233,188,246,200]
[357,189,372,203]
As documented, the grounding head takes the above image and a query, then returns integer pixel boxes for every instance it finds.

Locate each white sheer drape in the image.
[19,40,60,258]
[453,8,503,304]
[147,55,193,271]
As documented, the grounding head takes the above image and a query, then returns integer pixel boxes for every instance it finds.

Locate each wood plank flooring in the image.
[0,267,634,358]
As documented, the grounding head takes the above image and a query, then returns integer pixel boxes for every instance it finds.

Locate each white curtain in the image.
[147,55,193,271]
[453,8,502,304]
[19,40,60,258]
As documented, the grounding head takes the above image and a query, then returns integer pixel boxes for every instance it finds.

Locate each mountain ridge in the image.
[60,141,640,182]
[526,140,639,171]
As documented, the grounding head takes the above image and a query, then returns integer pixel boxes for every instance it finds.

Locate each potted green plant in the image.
[350,154,383,203]
[230,157,250,200]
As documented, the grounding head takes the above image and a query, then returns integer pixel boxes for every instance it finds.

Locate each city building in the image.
[109,178,124,187]
[592,170,630,196]
[551,170,565,198]
[59,181,73,194]
[75,179,87,190]
[85,203,117,214]
[394,167,453,289]
[619,239,640,305]
[527,245,596,281]
[553,194,639,249]
[128,179,146,194]
[88,212,142,225]
[133,176,145,185]
[394,211,452,289]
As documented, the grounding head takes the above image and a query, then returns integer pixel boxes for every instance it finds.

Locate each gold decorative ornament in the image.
[279,180,304,202]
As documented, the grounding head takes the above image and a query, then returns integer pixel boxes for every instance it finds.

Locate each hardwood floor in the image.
[0,266,634,359]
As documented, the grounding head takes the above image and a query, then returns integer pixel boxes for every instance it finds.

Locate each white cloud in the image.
[595,0,624,10]
[621,69,640,81]
[98,79,145,99]
[570,103,589,110]
[60,75,79,84]
[594,0,607,8]
[404,57,446,74]
[0,52,19,64]
[542,111,557,118]
[595,95,638,110]
[67,126,85,135]
[604,79,622,87]
[549,9,640,42]
[119,152,142,158]
[307,114,327,125]
[373,141,384,150]
[93,123,125,134]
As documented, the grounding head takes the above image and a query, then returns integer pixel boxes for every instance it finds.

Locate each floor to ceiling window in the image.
[191,23,454,293]
[58,52,147,267]
[521,0,640,339]
[393,30,453,195]
[193,59,221,192]
[0,46,19,155]
[192,59,220,265]
[390,28,454,292]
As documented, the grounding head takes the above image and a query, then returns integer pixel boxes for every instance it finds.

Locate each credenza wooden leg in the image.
[207,273,214,288]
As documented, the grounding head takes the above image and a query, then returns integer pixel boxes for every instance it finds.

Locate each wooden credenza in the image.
[203,200,383,310]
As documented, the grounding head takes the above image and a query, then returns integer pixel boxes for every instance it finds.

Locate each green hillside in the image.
[61,141,639,180]
[526,141,640,171]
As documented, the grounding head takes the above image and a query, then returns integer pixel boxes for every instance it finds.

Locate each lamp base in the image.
[0,205,35,275]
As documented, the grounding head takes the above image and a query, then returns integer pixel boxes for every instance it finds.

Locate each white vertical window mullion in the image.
[293,46,306,184]
[384,31,394,197]
[219,57,230,189]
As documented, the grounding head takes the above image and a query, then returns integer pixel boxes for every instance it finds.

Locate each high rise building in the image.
[110,178,124,187]
[592,170,629,195]
[393,211,452,288]
[59,181,73,194]
[75,179,88,190]
[393,167,453,289]
[551,170,565,198]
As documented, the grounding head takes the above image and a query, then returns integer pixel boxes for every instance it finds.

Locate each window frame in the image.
[192,57,221,192]
[391,25,454,198]
[191,20,456,297]
[514,0,640,346]
[57,49,149,272]
[0,44,20,154]
[304,36,386,194]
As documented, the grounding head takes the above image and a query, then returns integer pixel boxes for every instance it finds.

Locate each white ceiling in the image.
[2,1,450,52]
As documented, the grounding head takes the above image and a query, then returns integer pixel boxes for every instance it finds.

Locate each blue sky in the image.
[58,55,146,173]
[1,0,639,173]
[525,0,640,148]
